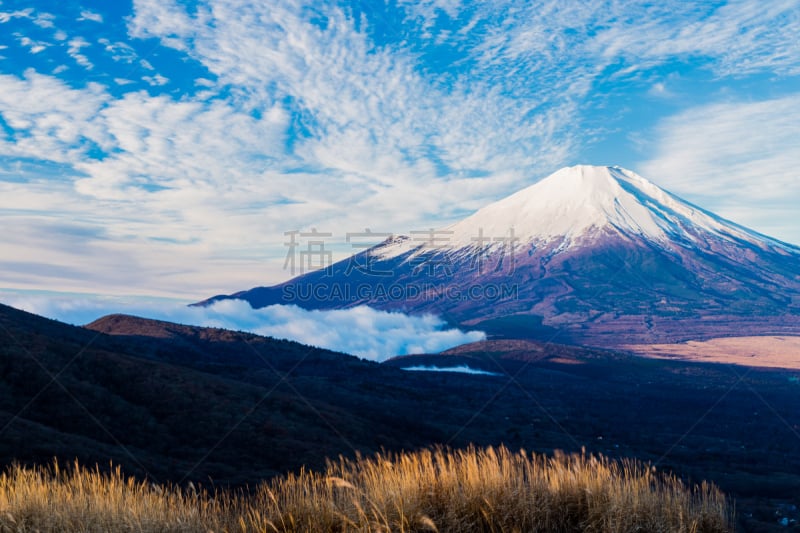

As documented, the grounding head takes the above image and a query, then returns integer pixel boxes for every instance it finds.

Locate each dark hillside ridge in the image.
[1,303,798,530]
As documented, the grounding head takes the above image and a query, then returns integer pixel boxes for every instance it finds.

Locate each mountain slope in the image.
[2,303,800,530]
[0,303,464,483]
[201,165,800,345]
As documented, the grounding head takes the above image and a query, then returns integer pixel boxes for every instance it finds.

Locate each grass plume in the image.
[0,446,730,532]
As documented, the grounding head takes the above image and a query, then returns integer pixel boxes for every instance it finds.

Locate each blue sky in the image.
[1,0,799,300]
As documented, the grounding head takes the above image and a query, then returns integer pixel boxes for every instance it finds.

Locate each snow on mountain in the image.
[377,165,791,259]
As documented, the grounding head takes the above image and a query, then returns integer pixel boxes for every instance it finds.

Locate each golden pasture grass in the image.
[0,446,730,532]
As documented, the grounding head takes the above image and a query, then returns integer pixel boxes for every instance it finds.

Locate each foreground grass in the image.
[0,446,730,532]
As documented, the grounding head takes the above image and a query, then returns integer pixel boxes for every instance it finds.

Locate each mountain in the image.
[200,165,800,345]
[2,302,800,529]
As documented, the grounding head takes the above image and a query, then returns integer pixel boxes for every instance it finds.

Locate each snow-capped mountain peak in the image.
[378,165,786,258]
[447,165,665,244]
[201,164,800,345]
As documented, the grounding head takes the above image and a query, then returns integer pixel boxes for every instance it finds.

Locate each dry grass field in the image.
[624,336,800,369]
[0,446,730,532]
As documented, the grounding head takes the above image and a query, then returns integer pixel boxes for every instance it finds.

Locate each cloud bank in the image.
[0,292,484,361]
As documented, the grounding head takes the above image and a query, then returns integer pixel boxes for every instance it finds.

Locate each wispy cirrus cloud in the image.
[127,0,578,205]
[640,94,800,244]
[0,70,108,161]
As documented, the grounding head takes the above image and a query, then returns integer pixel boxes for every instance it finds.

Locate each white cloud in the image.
[0,71,297,296]
[142,73,168,86]
[18,36,50,54]
[639,94,800,245]
[33,12,55,29]
[195,77,215,88]
[128,0,197,50]
[648,82,672,98]
[587,0,800,76]
[0,70,108,162]
[79,10,104,23]
[67,37,93,69]
[122,0,579,225]
[0,292,484,361]
[402,365,500,376]
[99,39,139,64]
[0,9,33,24]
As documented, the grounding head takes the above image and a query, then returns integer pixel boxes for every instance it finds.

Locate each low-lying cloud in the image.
[401,365,501,377]
[0,291,484,361]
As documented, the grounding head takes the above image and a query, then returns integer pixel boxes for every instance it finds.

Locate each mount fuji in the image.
[201,165,800,345]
